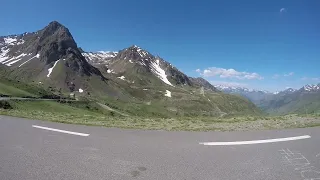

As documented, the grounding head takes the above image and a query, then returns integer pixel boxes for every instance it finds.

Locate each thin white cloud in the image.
[195,69,201,73]
[300,77,320,81]
[210,81,247,88]
[272,74,280,79]
[284,72,294,77]
[273,72,294,79]
[199,67,263,80]
[280,8,287,13]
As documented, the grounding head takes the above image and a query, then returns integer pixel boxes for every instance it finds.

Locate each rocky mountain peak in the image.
[189,77,217,91]
[0,21,105,88]
[283,88,296,93]
[130,45,140,49]
[40,21,72,41]
[302,84,320,92]
[46,21,63,31]
[36,21,79,65]
[82,45,195,87]
[116,45,152,61]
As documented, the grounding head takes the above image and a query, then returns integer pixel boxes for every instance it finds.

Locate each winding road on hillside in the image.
[1,115,320,180]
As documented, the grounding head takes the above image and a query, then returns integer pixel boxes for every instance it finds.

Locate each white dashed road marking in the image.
[32,125,90,137]
[200,135,311,146]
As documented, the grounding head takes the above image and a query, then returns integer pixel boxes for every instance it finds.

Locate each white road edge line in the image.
[32,125,90,137]
[200,135,311,146]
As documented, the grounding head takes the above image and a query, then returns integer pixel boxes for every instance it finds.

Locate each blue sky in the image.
[1,0,319,91]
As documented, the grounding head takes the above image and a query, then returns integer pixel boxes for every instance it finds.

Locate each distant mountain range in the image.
[215,84,320,115]
[214,85,274,105]
[0,21,261,117]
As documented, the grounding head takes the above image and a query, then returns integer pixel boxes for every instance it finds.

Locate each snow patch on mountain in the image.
[0,47,10,62]
[82,51,117,64]
[303,84,320,91]
[3,37,25,46]
[16,39,25,45]
[47,60,60,77]
[4,37,18,45]
[118,76,125,80]
[150,59,173,86]
[19,54,40,67]
[138,61,146,66]
[214,85,269,93]
[216,83,320,98]
[137,49,148,57]
[3,53,28,66]
[0,36,27,66]
[131,45,149,58]
[6,58,23,66]
[283,88,297,93]
[165,90,172,97]
[107,69,113,73]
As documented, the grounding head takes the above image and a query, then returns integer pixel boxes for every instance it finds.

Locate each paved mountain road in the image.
[0,115,320,180]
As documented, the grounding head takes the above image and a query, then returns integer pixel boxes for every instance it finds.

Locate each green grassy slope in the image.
[261,92,320,115]
[0,78,58,98]
[97,83,262,118]
[0,72,261,118]
[0,100,122,124]
[0,64,58,98]
[1,100,318,131]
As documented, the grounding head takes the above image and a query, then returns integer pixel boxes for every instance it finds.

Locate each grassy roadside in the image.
[0,78,60,98]
[1,100,319,131]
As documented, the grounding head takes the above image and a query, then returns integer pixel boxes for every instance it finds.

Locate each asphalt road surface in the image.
[1,115,320,180]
